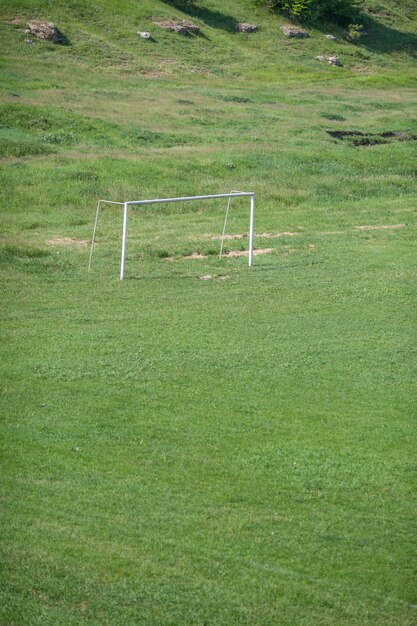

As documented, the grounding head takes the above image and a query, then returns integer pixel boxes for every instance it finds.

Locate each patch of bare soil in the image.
[169,248,275,261]
[223,248,275,258]
[258,232,298,238]
[5,18,24,26]
[211,232,297,240]
[199,274,230,281]
[141,71,166,78]
[354,224,406,231]
[211,234,245,240]
[184,252,208,259]
[46,237,87,247]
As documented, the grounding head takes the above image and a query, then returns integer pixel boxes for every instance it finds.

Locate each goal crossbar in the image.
[89,192,255,280]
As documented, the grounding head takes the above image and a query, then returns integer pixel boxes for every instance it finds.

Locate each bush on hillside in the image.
[258,0,362,23]
[346,22,364,40]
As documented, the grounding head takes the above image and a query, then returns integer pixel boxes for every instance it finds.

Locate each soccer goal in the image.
[88,191,255,280]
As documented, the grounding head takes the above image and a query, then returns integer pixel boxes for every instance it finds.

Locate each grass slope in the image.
[0,0,416,624]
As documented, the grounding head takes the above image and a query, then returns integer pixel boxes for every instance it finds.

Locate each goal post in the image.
[89,191,255,280]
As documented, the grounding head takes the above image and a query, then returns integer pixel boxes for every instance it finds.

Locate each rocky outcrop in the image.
[316,55,342,66]
[152,18,200,35]
[237,23,258,33]
[27,21,64,43]
[280,25,309,38]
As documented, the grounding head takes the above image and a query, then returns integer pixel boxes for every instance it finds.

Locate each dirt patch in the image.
[5,18,24,26]
[354,224,406,231]
[199,274,230,281]
[211,232,297,240]
[223,248,275,258]
[169,248,275,261]
[327,130,417,147]
[184,252,208,259]
[140,70,171,79]
[46,237,87,247]
[211,233,245,241]
[258,232,298,238]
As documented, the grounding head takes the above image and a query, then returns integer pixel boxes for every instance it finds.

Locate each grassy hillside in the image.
[0,1,416,624]
[1,0,416,81]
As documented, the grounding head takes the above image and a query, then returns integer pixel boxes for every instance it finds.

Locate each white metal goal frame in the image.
[88,191,255,280]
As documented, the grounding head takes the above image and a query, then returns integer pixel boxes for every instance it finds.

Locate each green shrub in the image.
[347,22,365,41]
[258,0,362,23]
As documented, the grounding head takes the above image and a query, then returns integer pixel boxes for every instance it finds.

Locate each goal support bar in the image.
[89,192,255,280]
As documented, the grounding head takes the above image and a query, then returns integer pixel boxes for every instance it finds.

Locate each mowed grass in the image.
[1,227,416,625]
[1,0,417,624]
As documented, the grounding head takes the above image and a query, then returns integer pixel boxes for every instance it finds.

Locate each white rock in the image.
[316,55,342,66]
[137,31,151,39]
[327,55,342,66]
[237,23,258,33]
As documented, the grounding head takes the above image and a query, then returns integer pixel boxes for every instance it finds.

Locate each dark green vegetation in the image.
[257,0,362,23]
[0,0,416,624]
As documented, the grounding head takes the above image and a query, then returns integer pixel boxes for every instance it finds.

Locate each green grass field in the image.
[0,0,416,624]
